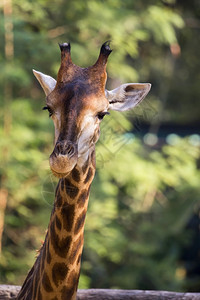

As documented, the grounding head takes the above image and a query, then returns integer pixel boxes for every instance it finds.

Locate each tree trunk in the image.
[1,285,200,300]
[0,190,8,254]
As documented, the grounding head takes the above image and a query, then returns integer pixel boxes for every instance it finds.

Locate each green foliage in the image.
[0,0,200,292]
[82,118,200,291]
[0,99,54,284]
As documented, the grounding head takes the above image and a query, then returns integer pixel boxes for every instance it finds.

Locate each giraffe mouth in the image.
[49,154,78,178]
[49,141,78,178]
[50,168,70,178]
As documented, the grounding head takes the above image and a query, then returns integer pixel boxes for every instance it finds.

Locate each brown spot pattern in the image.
[84,167,93,184]
[68,270,79,290]
[65,178,79,198]
[52,262,69,287]
[74,210,86,235]
[71,167,80,182]
[69,236,83,264]
[50,222,72,258]
[82,156,89,174]
[91,150,96,168]
[56,189,63,207]
[61,271,78,300]
[61,286,75,300]
[42,272,53,292]
[61,179,65,191]
[46,244,52,264]
[41,244,46,272]
[61,204,75,232]
[77,254,82,265]
[55,215,62,231]
[77,189,89,208]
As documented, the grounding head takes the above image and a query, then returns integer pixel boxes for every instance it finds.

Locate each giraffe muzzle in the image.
[49,141,78,177]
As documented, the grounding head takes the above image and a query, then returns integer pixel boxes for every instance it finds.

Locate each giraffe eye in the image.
[43,106,54,117]
[97,111,110,120]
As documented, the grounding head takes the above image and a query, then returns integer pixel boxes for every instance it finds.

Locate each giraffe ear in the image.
[106,83,151,111]
[33,69,57,96]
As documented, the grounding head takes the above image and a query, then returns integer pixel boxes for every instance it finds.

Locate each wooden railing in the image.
[1,285,200,300]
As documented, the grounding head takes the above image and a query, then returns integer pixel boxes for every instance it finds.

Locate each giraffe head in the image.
[33,42,151,178]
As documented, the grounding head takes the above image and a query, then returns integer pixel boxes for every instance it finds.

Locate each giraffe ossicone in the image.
[17,42,151,300]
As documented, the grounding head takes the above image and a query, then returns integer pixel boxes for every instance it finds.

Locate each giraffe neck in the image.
[17,149,96,300]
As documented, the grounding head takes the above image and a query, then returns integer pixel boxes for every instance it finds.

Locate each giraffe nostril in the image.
[53,145,60,156]
[54,142,63,156]
[57,143,63,154]
[54,141,76,158]
[64,143,76,158]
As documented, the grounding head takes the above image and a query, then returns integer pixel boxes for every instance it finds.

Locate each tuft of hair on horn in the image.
[100,41,112,56]
[59,42,71,53]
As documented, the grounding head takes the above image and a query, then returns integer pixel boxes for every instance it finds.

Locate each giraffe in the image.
[17,42,151,300]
